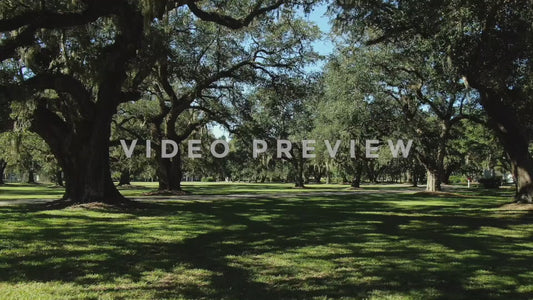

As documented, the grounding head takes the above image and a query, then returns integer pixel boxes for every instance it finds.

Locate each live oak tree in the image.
[224,118,289,183]
[181,126,232,182]
[452,119,509,182]
[369,46,478,191]
[319,43,483,190]
[2,131,40,183]
[141,11,242,192]
[315,51,391,188]
[119,98,221,192]
[139,9,319,189]
[132,8,318,192]
[0,0,297,205]
[1,103,60,184]
[238,76,320,187]
[334,0,533,201]
[12,133,63,185]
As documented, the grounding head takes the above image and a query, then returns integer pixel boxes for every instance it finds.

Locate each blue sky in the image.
[307,2,334,57]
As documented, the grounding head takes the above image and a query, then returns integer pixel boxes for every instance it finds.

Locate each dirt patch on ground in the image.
[497,203,533,211]
[143,190,190,196]
[117,184,150,190]
[67,202,118,210]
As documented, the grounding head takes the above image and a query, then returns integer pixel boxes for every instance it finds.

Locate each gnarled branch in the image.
[187,0,284,29]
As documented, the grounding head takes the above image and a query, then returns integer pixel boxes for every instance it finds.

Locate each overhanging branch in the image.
[187,0,284,29]
[0,2,125,61]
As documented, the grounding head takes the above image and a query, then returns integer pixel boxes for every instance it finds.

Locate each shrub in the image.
[478,176,502,189]
[201,176,215,182]
[449,175,467,184]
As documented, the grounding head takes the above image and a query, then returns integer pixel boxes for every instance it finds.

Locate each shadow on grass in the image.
[179,182,349,195]
[0,191,531,299]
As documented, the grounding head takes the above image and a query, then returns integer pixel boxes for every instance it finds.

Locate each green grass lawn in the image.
[0,184,532,299]
[0,181,510,200]
[0,182,362,200]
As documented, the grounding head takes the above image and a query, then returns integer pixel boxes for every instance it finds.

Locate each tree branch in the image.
[2,73,95,117]
[0,2,125,61]
[186,0,284,29]
[176,121,204,141]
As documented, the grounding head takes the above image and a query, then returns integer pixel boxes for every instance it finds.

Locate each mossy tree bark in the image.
[477,89,533,203]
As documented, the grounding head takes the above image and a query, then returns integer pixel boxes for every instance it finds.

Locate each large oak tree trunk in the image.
[54,170,64,187]
[478,89,533,203]
[293,158,305,188]
[351,161,363,188]
[31,105,127,205]
[61,132,124,204]
[351,176,361,188]
[157,146,183,191]
[315,173,323,184]
[426,169,441,192]
[419,122,448,192]
[0,159,6,184]
[27,169,36,184]
[441,167,454,185]
[62,149,124,204]
[410,166,418,187]
[118,169,131,186]
[326,161,331,184]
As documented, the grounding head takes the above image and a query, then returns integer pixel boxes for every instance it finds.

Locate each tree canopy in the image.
[0,0,531,203]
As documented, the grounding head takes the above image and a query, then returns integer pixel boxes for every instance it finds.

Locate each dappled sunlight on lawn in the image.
[0,187,531,299]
